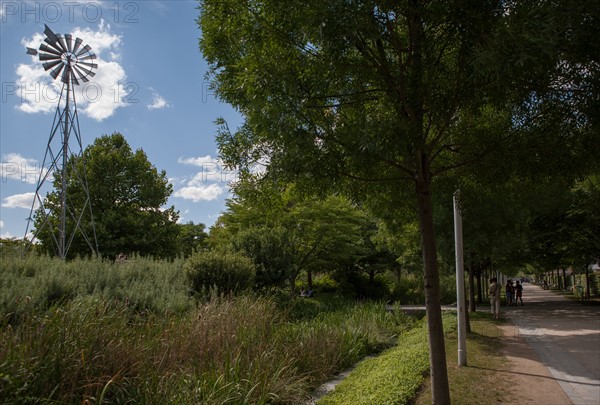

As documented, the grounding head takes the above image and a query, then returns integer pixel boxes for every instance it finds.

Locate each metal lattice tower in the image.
[24,25,99,259]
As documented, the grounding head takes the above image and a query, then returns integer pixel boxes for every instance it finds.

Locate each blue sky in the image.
[1,0,244,239]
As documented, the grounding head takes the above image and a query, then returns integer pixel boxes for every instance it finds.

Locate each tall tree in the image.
[34,133,179,259]
[198,1,596,401]
[177,221,209,258]
[213,180,367,293]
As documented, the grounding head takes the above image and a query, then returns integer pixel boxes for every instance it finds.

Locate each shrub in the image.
[184,250,255,296]
[311,273,338,292]
[389,273,422,304]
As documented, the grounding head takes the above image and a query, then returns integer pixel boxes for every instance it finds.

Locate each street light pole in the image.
[454,191,467,366]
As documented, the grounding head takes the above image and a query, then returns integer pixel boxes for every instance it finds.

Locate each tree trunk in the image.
[289,267,299,297]
[585,265,591,300]
[415,174,451,405]
[557,268,562,289]
[464,282,471,333]
[562,267,567,290]
[476,270,483,304]
[307,269,313,290]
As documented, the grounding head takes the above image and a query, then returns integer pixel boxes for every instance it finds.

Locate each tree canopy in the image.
[210,180,372,293]
[34,133,180,259]
[198,0,598,401]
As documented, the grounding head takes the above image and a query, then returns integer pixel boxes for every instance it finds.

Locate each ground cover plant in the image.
[316,312,457,405]
[0,255,413,403]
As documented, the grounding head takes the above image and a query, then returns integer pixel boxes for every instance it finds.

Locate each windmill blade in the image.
[76,44,92,57]
[42,59,63,71]
[72,37,83,54]
[39,52,61,61]
[39,43,62,56]
[43,25,63,50]
[78,61,98,69]
[43,38,63,53]
[72,65,91,82]
[65,34,73,52]
[70,72,80,86]
[26,47,38,56]
[57,36,68,55]
[78,54,97,61]
[50,63,65,80]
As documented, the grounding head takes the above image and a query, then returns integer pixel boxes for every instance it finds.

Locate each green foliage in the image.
[219,183,370,293]
[184,250,255,296]
[199,1,597,401]
[311,273,338,293]
[572,273,600,298]
[0,238,26,259]
[317,313,457,405]
[390,273,424,305]
[176,221,209,257]
[33,133,180,259]
[389,273,457,305]
[234,226,296,290]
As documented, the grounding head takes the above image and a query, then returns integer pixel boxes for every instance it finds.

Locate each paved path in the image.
[503,283,600,405]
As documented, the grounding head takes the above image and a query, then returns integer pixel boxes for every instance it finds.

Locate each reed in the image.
[0,257,410,404]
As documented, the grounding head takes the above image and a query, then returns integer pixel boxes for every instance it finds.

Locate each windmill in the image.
[24,24,99,259]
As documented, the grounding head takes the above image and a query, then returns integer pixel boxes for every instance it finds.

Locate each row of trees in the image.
[208,180,402,296]
[198,0,599,402]
[13,1,598,402]
[15,130,595,302]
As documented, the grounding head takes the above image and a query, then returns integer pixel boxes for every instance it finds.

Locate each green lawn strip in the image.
[317,313,457,405]
[414,312,510,405]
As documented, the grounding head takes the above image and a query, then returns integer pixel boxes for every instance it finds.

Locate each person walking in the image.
[506,280,514,306]
[489,277,501,319]
[515,280,524,306]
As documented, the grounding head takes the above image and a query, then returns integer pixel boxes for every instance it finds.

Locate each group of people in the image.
[505,279,524,306]
[488,277,524,319]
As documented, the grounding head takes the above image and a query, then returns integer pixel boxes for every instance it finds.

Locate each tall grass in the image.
[0,255,412,403]
[0,254,192,324]
[1,296,407,403]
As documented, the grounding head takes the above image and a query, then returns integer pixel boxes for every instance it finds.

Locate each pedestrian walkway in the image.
[503,283,600,405]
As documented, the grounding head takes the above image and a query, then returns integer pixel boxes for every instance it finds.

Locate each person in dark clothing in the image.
[515,280,524,306]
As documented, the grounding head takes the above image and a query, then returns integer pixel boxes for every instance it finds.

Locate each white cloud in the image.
[2,192,37,209]
[174,184,224,202]
[175,156,238,202]
[147,92,170,110]
[16,21,128,121]
[178,155,238,184]
[178,155,216,167]
[1,153,48,184]
[0,221,12,239]
[176,209,190,224]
